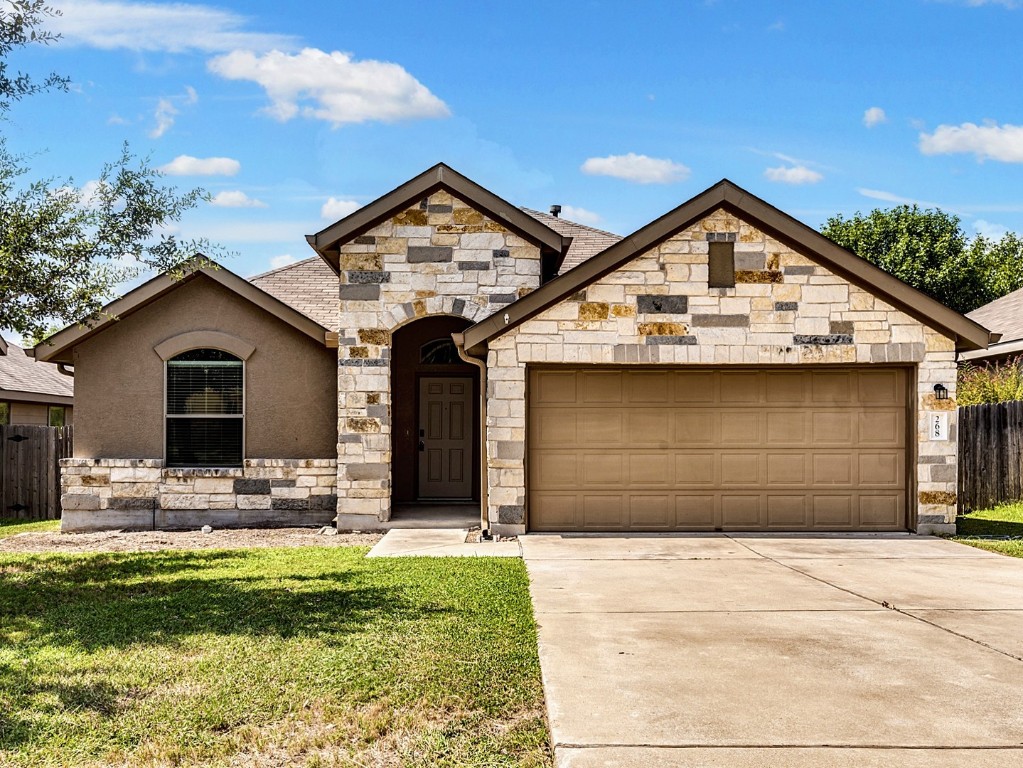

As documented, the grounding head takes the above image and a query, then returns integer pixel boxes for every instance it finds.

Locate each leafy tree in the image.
[0,1,218,342]
[821,206,1023,315]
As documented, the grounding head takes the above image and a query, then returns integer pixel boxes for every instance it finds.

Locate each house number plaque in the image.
[929,412,949,441]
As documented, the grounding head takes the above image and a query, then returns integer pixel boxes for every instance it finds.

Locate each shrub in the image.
[958,357,1023,405]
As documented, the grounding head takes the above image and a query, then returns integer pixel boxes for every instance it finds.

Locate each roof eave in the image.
[305,163,567,269]
[33,263,333,365]
[463,179,992,355]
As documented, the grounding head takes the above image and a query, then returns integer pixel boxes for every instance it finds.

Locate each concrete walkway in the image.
[521,534,1023,767]
[367,528,520,557]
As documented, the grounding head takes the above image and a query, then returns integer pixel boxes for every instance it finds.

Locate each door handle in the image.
[418,440,425,451]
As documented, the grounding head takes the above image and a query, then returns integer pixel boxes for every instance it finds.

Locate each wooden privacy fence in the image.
[958,401,1023,513]
[0,425,73,520]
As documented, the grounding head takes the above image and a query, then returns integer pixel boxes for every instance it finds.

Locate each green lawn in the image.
[0,547,551,767]
[0,518,61,539]
[955,501,1023,558]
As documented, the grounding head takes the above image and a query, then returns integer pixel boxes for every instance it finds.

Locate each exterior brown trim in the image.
[306,163,569,273]
[33,262,332,365]
[959,337,1020,362]
[0,389,74,406]
[463,179,993,354]
[154,330,257,361]
[0,336,8,356]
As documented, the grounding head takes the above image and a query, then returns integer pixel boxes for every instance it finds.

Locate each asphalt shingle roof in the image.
[967,287,1023,346]
[247,211,621,328]
[0,338,74,398]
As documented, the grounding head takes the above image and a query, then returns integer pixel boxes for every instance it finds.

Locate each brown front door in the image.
[418,377,473,499]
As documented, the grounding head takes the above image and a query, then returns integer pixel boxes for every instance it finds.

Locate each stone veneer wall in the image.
[60,458,337,531]
[485,208,959,536]
[334,190,541,524]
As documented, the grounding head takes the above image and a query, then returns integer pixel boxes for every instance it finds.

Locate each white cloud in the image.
[973,219,1009,239]
[269,254,298,269]
[107,113,129,125]
[767,20,785,31]
[207,48,450,127]
[51,1,297,53]
[559,205,602,225]
[863,106,887,128]
[919,121,1023,163]
[149,87,198,138]
[943,1,1021,7]
[159,155,240,176]
[857,188,941,208]
[210,190,266,208]
[764,165,824,184]
[580,153,690,184]
[321,197,361,220]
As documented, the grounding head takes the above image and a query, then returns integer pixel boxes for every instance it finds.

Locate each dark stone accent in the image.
[918,455,948,464]
[428,204,452,213]
[309,494,338,511]
[419,198,429,210]
[637,295,688,314]
[347,271,391,284]
[408,246,453,263]
[366,404,389,420]
[271,479,296,488]
[706,232,737,242]
[108,497,156,510]
[339,284,380,301]
[690,314,750,327]
[793,334,854,345]
[271,497,309,511]
[452,298,466,316]
[346,463,388,481]
[492,249,511,259]
[457,261,490,270]
[735,253,767,271]
[917,514,948,525]
[830,320,855,335]
[646,335,698,345]
[775,302,798,311]
[930,464,956,482]
[784,265,815,275]
[339,358,389,367]
[353,235,375,245]
[234,478,271,495]
[569,291,586,301]
[498,504,525,524]
[488,293,517,304]
[339,433,362,443]
[496,441,525,460]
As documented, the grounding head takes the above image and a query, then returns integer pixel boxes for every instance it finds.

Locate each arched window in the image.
[419,337,461,365]
[166,349,243,467]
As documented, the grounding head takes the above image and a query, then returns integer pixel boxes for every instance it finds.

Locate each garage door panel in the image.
[529,367,908,532]
[721,453,760,485]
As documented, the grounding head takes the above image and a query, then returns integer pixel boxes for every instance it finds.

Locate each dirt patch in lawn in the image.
[0,527,382,554]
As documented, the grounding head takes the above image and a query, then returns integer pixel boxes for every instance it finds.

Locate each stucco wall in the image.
[485,208,959,535]
[8,402,73,425]
[72,275,337,459]
[334,190,542,523]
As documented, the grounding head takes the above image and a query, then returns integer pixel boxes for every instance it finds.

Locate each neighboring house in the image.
[960,287,1021,364]
[0,335,73,427]
[34,165,993,535]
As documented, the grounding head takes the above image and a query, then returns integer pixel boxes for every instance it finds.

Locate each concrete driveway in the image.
[521,534,1023,767]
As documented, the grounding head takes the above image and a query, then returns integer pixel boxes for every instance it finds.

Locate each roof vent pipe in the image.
[549,204,561,218]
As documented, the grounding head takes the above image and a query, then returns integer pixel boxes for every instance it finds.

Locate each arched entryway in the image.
[391,316,481,504]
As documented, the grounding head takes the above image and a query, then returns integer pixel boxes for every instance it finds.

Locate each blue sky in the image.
[6,0,1023,283]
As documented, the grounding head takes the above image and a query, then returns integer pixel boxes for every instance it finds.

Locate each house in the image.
[960,287,1022,364]
[33,165,993,535]
[0,335,73,426]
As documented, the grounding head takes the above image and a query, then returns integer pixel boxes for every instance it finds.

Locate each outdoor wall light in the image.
[933,383,949,400]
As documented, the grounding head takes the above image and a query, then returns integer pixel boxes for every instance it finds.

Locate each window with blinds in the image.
[166,349,243,467]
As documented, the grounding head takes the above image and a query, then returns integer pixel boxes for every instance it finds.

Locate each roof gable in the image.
[463,179,993,354]
[0,337,74,400]
[33,262,332,365]
[307,163,569,273]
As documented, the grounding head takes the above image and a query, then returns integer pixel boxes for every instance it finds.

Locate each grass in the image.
[955,500,1023,558]
[0,546,551,767]
[0,518,61,539]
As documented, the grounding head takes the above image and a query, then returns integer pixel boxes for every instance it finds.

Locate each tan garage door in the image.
[528,367,909,532]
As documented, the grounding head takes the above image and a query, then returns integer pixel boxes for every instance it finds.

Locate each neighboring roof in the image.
[464,179,994,355]
[522,208,622,273]
[962,287,1023,361]
[307,163,570,273]
[0,337,74,403]
[33,262,333,365]
[249,257,340,330]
